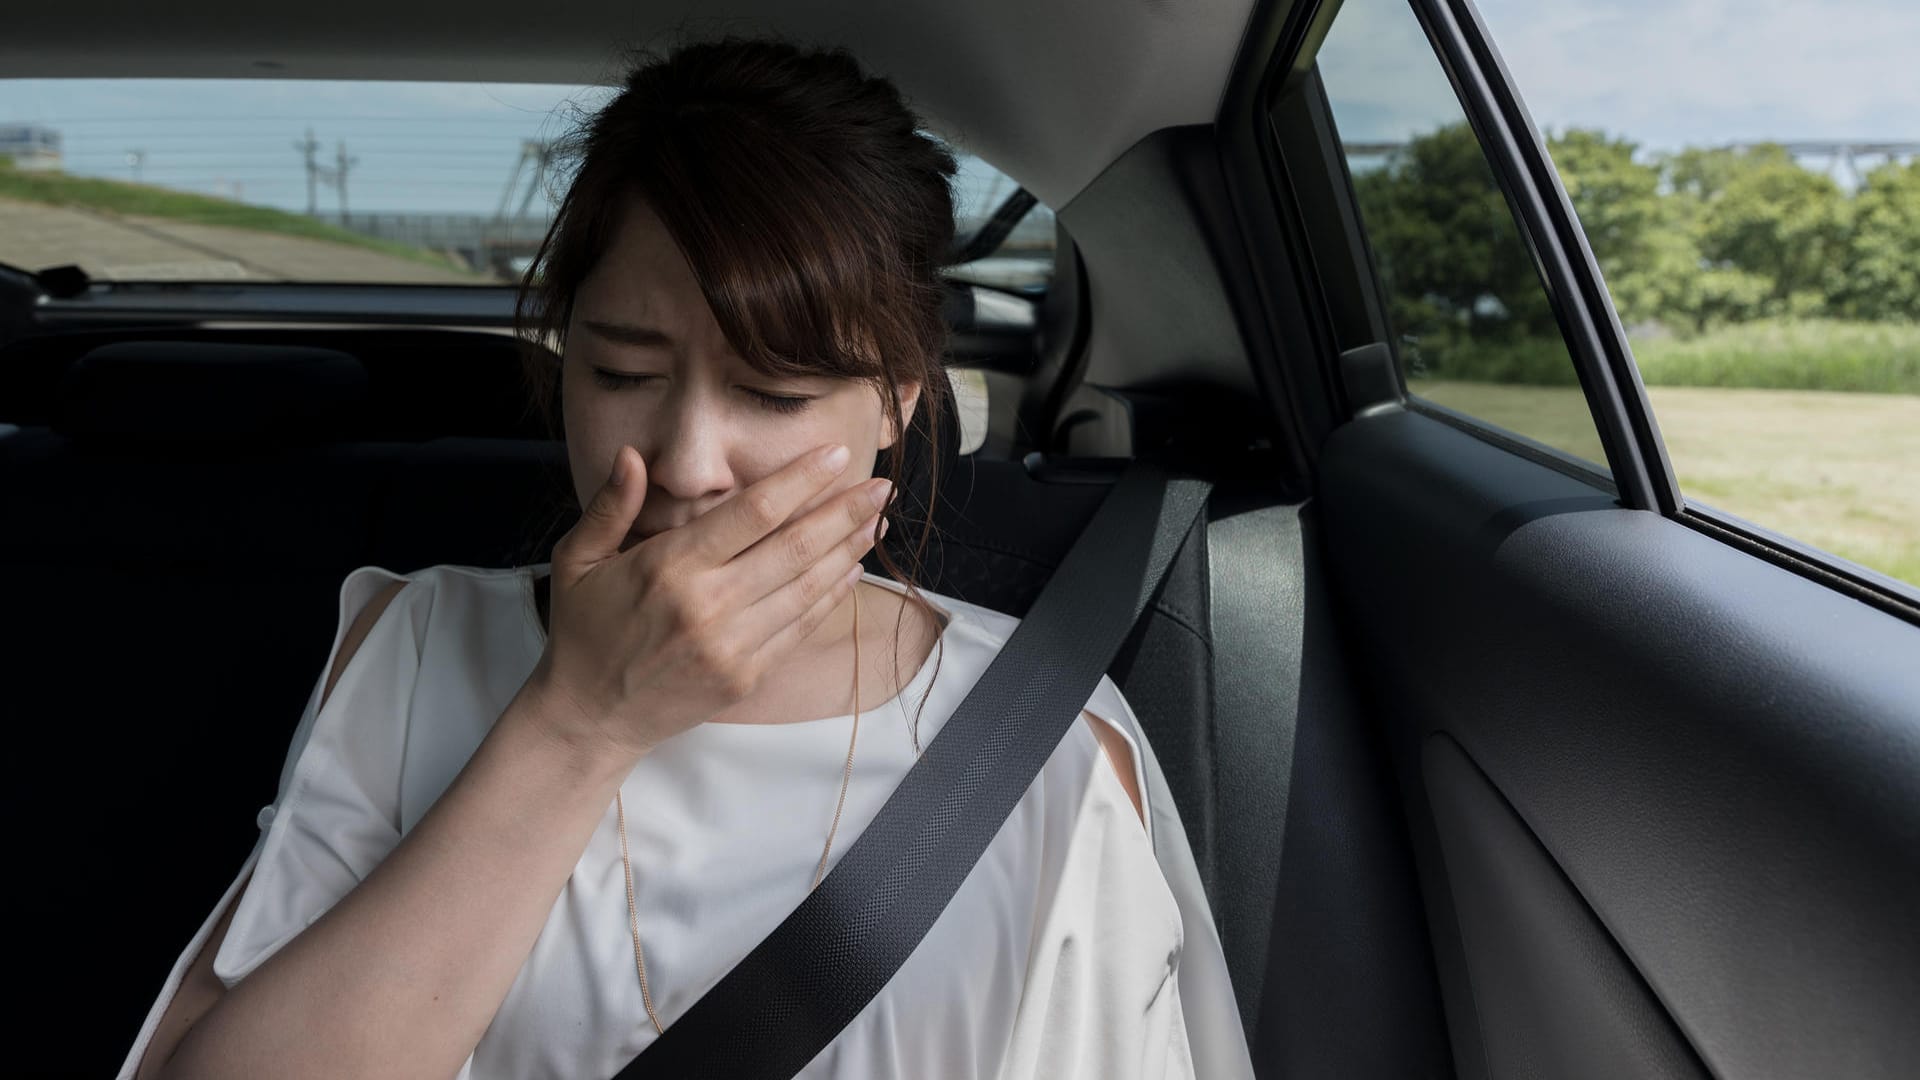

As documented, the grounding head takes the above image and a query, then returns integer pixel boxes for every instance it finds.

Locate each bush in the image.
[1633,318,1919,394]
[1835,160,1920,322]
[1402,332,1580,386]
[1405,318,1919,394]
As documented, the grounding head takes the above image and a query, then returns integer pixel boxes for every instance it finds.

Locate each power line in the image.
[42,113,595,125]
[55,131,557,142]
[64,148,530,160]
[58,170,509,188]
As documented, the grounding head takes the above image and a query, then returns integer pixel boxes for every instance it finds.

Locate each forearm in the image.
[159,678,638,1080]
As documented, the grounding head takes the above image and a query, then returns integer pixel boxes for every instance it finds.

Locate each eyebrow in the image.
[581,320,676,349]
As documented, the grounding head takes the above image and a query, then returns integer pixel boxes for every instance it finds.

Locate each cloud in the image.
[1474,0,1920,149]
[1315,0,1918,155]
[1315,0,1466,142]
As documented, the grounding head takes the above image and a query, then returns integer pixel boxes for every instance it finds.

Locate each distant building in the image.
[0,125,62,170]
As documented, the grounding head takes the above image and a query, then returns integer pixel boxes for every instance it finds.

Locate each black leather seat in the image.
[869,438,1449,1076]
[0,340,564,1077]
[2,338,1445,1078]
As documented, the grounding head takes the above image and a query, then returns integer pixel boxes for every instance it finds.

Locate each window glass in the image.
[1315,0,1606,469]
[1471,0,1919,588]
[0,79,1051,292]
[947,155,1056,296]
[951,368,990,454]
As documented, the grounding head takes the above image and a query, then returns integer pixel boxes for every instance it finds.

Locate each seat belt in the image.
[612,460,1212,1080]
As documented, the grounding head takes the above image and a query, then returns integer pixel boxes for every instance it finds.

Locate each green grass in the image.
[1633,319,1920,394]
[0,163,477,275]
[1412,379,1920,587]
[1405,335,1581,386]
[1410,380,1606,464]
[1409,318,1919,395]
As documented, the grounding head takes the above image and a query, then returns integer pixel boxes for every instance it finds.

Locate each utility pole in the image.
[294,128,321,215]
[296,133,359,226]
[125,149,145,183]
[332,140,359,226]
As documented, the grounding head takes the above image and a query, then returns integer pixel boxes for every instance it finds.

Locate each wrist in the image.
[505,668,649,781]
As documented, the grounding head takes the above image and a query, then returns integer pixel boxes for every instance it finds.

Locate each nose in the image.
[639,390,734,503]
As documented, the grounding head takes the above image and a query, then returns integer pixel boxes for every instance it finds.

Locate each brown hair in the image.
[516,37,958,734]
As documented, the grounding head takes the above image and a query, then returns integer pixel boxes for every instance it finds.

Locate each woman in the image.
[121,38,1253,1080]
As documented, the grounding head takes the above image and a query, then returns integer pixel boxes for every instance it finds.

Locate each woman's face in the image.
[561,199,920,550]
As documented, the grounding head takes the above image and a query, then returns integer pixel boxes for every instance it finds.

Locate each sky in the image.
[1,0,1914,213]
[1325,0,1918,157]
[0,78,1018,218]
[1474,0,1920,151]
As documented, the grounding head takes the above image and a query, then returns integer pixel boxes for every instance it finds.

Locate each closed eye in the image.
[589,369,813,414]
[746,389,814,415]
[590,368,659,390]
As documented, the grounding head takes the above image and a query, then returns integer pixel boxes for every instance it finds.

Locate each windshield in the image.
[0,78,1053,291]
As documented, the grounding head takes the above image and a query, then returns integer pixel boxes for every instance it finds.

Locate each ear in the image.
[879,378,923,451]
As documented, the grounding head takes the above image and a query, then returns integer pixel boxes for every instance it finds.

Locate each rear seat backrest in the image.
[0,341,576,1077]
[6,343,1441,1078]
[878,452,1224,898]
[868,434,1448,1075]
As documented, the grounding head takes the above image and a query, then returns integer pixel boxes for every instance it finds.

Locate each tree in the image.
[1545,129,1671,327]
[1694,147,1850,312]
[1548,130,1659,268]
[1347,125,1911,380]
[1657,144,1851,316]
[1837,159,1920,322]
[1352,122,1558,344]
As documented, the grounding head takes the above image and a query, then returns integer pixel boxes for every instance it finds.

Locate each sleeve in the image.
[993,710,1188,1080]
[1081,677,1259,1080]
[114,565,422,1080]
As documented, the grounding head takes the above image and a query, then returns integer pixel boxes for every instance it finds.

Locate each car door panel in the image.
[1424,731,1710,1080]
[1318,405,1920,1078]
[1215,0,1920,1071]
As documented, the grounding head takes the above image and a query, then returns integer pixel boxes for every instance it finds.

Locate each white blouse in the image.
[119,563,1256,1079]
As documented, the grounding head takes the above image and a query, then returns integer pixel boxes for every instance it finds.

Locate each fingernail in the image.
[878,517,891,540]
[609,453,624,486]
[868,478,893,509]
[824,444,851,473]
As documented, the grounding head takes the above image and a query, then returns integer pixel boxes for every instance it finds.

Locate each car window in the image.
[951,368,990,454]
[947,155,1056,297]
[0,78,1051,293]
[1313,0,1608,472]
[1468,0,1919,590]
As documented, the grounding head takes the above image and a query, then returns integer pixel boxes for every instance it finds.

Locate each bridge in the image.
[1721,141,1920,187]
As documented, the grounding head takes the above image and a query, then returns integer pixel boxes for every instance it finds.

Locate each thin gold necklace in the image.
[614,585,863,1035]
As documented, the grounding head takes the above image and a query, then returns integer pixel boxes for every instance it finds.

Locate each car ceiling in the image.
[1,0,1258,210]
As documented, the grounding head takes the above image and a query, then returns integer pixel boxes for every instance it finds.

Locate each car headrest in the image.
[873,376,967,521]
[55,341,368,446]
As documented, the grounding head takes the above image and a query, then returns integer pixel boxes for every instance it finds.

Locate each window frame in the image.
[1237,0,1920,620]
[1274,0,1667,503]
[1275,63,1620,494]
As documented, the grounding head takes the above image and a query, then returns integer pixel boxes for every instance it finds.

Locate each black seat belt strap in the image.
[613,461,1211,1080]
